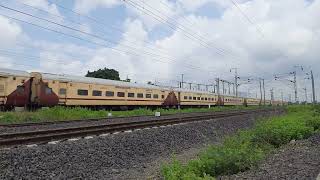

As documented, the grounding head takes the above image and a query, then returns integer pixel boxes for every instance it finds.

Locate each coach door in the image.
[58,82,68,105]
[0,77,5,97]
[0,77,5,106]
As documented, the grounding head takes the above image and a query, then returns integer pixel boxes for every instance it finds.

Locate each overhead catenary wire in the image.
[228,0,265,38]
[0,10,223,76]
[14,0,178,59]
[155,0,240,60]
[0,3,189,64]
[14,1,222,72]
[47,0,172,54]
[47,0,240,68]
[0,51,182,86]
[123,0,241,62]
[0,3,235,77]
[13,2,194,62]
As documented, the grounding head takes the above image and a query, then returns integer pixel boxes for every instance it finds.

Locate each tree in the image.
[86,68,120,80]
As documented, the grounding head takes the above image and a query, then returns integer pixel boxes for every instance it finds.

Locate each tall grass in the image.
[162,105,320,179]
[0,105,263,124]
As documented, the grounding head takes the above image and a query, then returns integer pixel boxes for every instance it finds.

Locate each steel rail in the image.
[0,109,279,148]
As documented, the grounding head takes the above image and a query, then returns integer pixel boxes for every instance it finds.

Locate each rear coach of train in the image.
[0,68,32,110]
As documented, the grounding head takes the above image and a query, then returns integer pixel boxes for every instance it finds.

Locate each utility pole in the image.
[263,79,266,105]
[189,83,192,90]
[281,91,284,105]
[222,80,225,94]
[293,71,298,103]
[181,74,184,89]
[303,87,307,103]
[259,79,262,105]
[289,94,292,103]
[311,70,316,104]
[197,84,200,91]
[216,78,220,95]
[270,88,274,101]
[236,69,238,97]
[228,82,231,94]
[232,83,235,95]
[230,68,239,97]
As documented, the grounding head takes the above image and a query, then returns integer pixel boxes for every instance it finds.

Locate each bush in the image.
[253,115,314,147]
[162,105,318,179]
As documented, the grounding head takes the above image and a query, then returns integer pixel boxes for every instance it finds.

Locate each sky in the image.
[0,0,319,102]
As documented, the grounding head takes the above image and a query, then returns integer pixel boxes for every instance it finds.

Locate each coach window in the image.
[162,95,165,99]
[205,98,208,101]
[128,93,135,98]
[146,94,152,98]
[193,97,196,100]
[197,97,200,100]
[184,96,188,100]
[92,90,102,96]
[153,94,159,99]
[17,85,25,95]
[137,93,144,98]
[117,92,125,97]
[201,97,204,100]
[106,91,114,97]
[45,87,53,95]
[78,89,88,96]
[189,96,192,100]
[59,88,66,95]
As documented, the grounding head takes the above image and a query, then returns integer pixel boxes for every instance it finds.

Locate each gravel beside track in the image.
[221,133,320,180]
[0,109,272,134]
[0,111,282,180]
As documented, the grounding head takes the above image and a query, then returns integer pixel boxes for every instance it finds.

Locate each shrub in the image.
[253,115,314,147]
[162,105,318,179]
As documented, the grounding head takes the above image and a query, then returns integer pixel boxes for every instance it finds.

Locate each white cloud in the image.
[73,0,121,14]
[18,0,61,16]
[0,15,22,48]
[0,15,24,68]
[0,56,14,68]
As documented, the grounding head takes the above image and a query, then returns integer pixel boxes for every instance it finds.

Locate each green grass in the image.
[161,105,320,179]
[0,105,264,124]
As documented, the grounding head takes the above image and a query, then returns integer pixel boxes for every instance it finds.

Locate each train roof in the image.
[36,72,247,96]
[173,88,218,95]
[39,72,225,95]
[38,72,171,91]
[0,68,30,77]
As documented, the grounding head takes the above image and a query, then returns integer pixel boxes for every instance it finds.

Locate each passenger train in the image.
[0,68,285,111]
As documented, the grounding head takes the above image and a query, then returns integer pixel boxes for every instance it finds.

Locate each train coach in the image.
[0,68,32,110]
[30,72,175,109]
[0,68,284,110]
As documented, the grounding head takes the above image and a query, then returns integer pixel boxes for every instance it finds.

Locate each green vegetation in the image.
[86,67,131,82]
[86,68,121,81]
[0,105,262,124]
[161,105,320,180]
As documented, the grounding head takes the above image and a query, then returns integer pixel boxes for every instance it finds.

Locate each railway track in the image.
[0,109,279,148]
[0,108,266,127]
